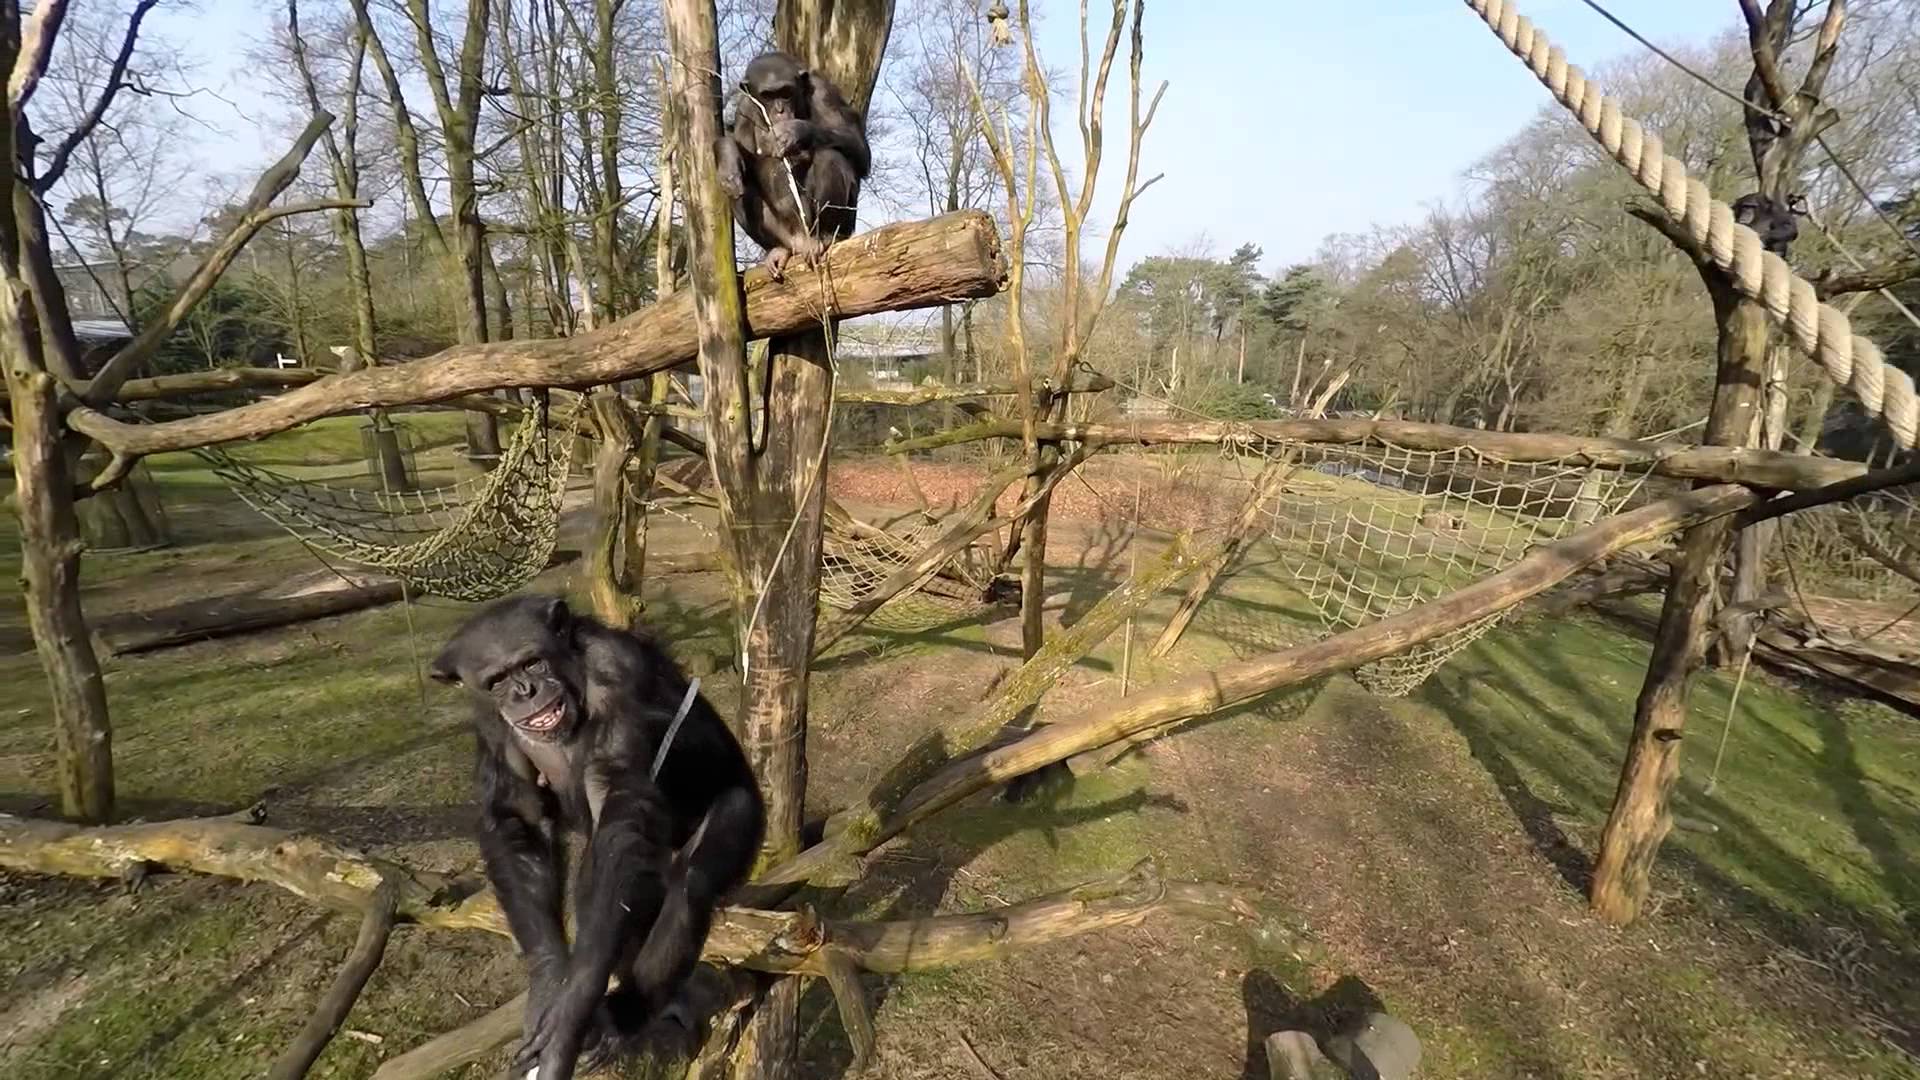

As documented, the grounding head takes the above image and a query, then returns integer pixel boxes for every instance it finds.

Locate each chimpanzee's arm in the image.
[714,122,749,198]
[808,80,870,177]
[516,767,676,1080]
[475,747,568,969]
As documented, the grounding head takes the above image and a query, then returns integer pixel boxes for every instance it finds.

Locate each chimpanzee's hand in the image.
[718,165,745,199]
[515,962,596,1080]
[770,119,815,158]
[522,952,567,1030]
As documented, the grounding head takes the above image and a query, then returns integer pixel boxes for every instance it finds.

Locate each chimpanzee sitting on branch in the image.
[716,50,871,280]
[431,596,764,1080]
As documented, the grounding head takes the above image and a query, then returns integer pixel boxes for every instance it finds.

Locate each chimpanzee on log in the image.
[716,50,871,280]
[431,596,764,1080]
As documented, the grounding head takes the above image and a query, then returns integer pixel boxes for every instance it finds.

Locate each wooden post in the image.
[1590,279,1769,924]
[1594,1,1852,922]
[587,391,644,628]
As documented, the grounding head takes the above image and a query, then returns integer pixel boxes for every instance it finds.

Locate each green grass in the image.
[1429,613,1920,936]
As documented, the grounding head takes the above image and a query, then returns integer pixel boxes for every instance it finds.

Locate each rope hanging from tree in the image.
[195,398,583,602]
[1464,0,1919,450]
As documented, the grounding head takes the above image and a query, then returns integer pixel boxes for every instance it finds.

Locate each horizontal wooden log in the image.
[89,554,581,656]
[887,418,1869,491]
[112,368,325,401]
[67,211,1006,456]
[93,578,406,656]
[0,813,1243,979]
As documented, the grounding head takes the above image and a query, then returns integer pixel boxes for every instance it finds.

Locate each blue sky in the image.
[151,0,1736,276]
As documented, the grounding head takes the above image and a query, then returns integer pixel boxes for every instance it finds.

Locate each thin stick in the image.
[953,1028,1006,1080]
[1120,547,1136,697]
[369,993,525,1080]
[269,879,401,1080]
[1704,641,1755,796]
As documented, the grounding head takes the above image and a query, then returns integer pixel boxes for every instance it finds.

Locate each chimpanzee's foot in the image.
[637,998,701,1061]
[792,235,826,271]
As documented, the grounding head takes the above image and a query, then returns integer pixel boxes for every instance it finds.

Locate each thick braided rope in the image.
[1466,0,1919,449]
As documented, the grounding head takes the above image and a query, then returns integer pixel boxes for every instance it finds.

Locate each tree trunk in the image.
[664,0,802,1072]
[587,393,644,629]
[592,0,625,316]
[1722,341,1791,662]
[5,363,115,822]
[1608,353,1651,438]
[721,4,895,1075]
[1590,282,1769,925]
[941,305,958,382]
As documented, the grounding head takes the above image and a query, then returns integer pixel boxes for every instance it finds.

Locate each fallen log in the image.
[0,812,1245,981]
[1588,599,1920,714]
[1753,624,1920,713]
[92,553,582,656]
[651,549,724,575]
[92,576,406,656]
[885,418,1868,492]
[835,372,1112,406]
[68,211,1006,457]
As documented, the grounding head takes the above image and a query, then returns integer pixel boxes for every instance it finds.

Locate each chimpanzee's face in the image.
[742,54,810,122]
[431,596,581,742]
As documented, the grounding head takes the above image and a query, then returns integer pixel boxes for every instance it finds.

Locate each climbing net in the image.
[198,399,583,601]
[819,512,999,630]
[1233,438,1652,695]
[634,467,1001,629]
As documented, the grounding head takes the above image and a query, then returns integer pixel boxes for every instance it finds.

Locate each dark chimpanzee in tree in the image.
[431,596,765,1080]
[1731,191,1807,256]
[716,50,871,280]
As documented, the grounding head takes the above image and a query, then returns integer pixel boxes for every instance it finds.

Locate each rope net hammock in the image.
[818,512,998,630]
[632,474,1000,631]
[1237,437,1652,695]
[196,399,583,602]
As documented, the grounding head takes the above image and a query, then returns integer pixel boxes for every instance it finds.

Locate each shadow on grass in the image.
[1240,972,1388,1080]
[1426,620,1920,1058]
[794,782,1191,1078]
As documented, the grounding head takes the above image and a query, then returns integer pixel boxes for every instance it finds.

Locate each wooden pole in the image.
[881,417,1865,491]
[66,211,1004,458]
[586,391,644,628]
[1590,275,1771,924]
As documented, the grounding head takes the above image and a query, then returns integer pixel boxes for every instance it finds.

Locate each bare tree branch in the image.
[83,112,342,406]
[8,0,70,116]
[35,0,159,193]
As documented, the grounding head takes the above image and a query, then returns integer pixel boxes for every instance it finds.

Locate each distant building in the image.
[53,250,196,322]
[834,326,939,389]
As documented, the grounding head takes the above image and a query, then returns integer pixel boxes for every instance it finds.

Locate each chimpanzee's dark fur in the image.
[715,50,870,279]
[431,596,763,1080]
